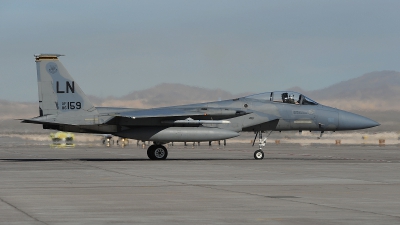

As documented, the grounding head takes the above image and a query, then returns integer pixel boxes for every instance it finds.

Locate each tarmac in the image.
[0,142,400,225]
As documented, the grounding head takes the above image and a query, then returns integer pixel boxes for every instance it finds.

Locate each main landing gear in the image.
[147,144,168,160]
[252,131,272,160]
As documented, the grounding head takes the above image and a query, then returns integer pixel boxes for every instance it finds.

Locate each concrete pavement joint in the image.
[2,145,400,224]
[0,196,49,225]
[195,185,400,220]
[69,160,400,220]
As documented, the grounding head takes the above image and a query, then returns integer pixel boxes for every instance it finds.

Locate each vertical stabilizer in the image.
[35,54,97,116]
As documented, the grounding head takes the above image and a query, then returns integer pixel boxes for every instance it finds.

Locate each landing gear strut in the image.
[252,131,272,160]
[147,144,168,160]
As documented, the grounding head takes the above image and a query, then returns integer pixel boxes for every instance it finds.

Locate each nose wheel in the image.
[252,130,272,160]
[254,150,264,160]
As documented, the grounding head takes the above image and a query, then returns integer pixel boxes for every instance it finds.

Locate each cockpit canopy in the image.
[245,91,318,105]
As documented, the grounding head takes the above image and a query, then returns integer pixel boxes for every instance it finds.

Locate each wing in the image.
[21,107,249,126]
[103,107,249,126]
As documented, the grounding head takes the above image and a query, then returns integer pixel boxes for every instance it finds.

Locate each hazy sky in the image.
[1,0,400,102]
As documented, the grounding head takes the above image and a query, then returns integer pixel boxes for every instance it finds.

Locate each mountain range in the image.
[1,71,399,120]
[290,71,400,111]
[88,83,252,109]
[89,70,400,112]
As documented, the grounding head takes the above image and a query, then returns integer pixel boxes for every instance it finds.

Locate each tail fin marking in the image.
[35,54,97,116]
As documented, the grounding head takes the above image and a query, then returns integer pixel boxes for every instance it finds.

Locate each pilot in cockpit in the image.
[281,93,289,103]
[288,95,295,104]
[281,93,302,104]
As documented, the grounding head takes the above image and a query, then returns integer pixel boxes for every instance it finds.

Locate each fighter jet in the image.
[22,54,380,160]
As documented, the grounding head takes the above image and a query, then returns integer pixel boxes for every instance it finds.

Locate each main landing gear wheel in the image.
[254,150,264,160]
[147,145,168,160]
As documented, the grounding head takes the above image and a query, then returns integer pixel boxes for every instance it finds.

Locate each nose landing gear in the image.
[252,131,272,160]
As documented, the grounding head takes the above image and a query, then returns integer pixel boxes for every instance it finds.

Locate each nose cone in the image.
[338,111,380,130]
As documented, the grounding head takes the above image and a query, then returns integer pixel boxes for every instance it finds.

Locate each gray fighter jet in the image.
[23,54,379,160]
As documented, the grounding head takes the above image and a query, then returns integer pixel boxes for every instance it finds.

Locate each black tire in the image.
[254,150,264,160]
[147,145,168,160]
[147,145,156,160]
[153,145,168,160]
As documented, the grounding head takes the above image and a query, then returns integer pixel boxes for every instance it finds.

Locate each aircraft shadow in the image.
[0,157,348,162]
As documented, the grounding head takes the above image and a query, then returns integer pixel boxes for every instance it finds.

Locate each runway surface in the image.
[0,143,399,224]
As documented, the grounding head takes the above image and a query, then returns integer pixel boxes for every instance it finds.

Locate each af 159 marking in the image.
[61,102,81,110]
